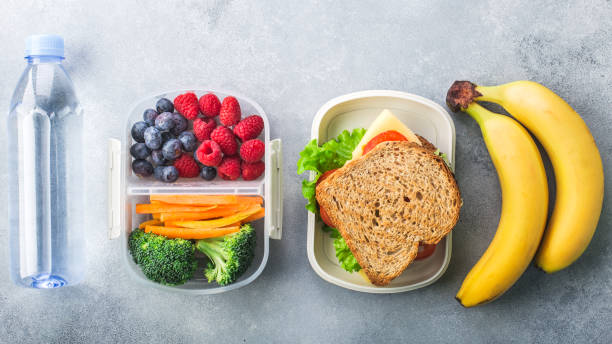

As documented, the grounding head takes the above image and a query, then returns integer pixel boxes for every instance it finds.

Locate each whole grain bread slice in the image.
[316,141,461,286]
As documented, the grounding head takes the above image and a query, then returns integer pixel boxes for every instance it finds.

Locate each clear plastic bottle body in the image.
[7,56,85,288]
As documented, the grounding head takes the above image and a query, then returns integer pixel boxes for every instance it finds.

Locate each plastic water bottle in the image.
[7,35,85,288]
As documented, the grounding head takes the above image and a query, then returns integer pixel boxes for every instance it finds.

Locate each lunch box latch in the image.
[108,138,122,240]
[267,139,283,240]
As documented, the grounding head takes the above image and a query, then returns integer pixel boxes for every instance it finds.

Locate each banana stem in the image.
[446,81,481,112]
[463,103,495,126]
[446,80,506,111]
[474,85,505,104]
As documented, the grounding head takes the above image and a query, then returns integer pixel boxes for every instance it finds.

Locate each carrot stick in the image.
[240,208,265,224]
[152,213,161,219]
[149,194,238,205]
[158,203,253,222]
[166,206,262,229]
[139,219,162,229]
[135,203,216,214]
[159,206,245,222]
[144,225,240,239]
[236,196,264,205]
[212,203,252,211]
[160,212,213,222]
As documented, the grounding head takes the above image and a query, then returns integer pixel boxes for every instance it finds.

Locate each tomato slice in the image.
[362,130,408,155]
[316,168,339,227]
[317,169,338,186]
[415,243,436,260]
[319,206,334,228]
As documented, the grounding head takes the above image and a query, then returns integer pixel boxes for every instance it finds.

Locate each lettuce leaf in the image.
[433,149,451,169]
[297,128,366,214]
[324,226,361,272]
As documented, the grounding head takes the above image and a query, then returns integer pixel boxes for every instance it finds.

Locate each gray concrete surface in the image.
[1,0,611,343]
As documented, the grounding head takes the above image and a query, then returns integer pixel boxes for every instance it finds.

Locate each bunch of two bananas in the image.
[446,80,604,307]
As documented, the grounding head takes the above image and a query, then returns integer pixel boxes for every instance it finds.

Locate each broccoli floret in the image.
[128,228,146,262]
[195,224,256,286]
[128,229,197,286]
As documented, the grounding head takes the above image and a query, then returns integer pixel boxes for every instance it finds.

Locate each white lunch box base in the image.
[108,89,282,294]
[307,90,456,293]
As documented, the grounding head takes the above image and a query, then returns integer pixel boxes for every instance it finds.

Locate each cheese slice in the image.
[349,109,421,284]
[350,109,421,160]
[358,270,371,283]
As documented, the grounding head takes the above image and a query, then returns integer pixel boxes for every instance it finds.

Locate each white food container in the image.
[306,90,456,293]
[108,89,283,294]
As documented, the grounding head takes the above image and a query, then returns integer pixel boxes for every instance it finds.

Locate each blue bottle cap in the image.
[25,34,64,58]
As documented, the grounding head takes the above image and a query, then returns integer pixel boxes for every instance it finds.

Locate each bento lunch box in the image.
[306,90,456,293]
[107,89,283,294]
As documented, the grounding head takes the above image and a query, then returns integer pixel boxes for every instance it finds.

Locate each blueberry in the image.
[162,139,182,160]
[130,143,151,159]
[143,108,159,126]
[156,98,174,113]
[193,150,202,165]
[153,166,165,181]
[178,132,198,152]
[151,149,170,166]
[143,126,162,150]
[170,112,189,135]
[160,166,179,183]
[132,159,153,177]
[200,166,217,181]
[131,121,149,143]
[161,131,175,144]
[155,112,175,132]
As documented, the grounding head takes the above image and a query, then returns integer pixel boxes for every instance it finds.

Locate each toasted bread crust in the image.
[316,141,461,286]
[416,134,437,152]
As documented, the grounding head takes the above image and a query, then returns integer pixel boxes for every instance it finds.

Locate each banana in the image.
[448,80,604,273]
[451,103,549,307]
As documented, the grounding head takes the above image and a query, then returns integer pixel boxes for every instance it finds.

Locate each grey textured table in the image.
[1,1,611,343]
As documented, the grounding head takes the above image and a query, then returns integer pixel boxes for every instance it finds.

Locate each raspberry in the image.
[240,139,265,163]
[196,140,223,167]
[218,156,241,180]
[233,115,264,141]
[210,126,238,155]
[173,154,200,178]
[193,117,217,141]
[173,92,199,120]
[219,96,241,126]
[199,93,221,118]
[241,160,265,181]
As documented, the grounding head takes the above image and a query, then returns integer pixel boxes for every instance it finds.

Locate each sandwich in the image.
[308,109,461,286]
